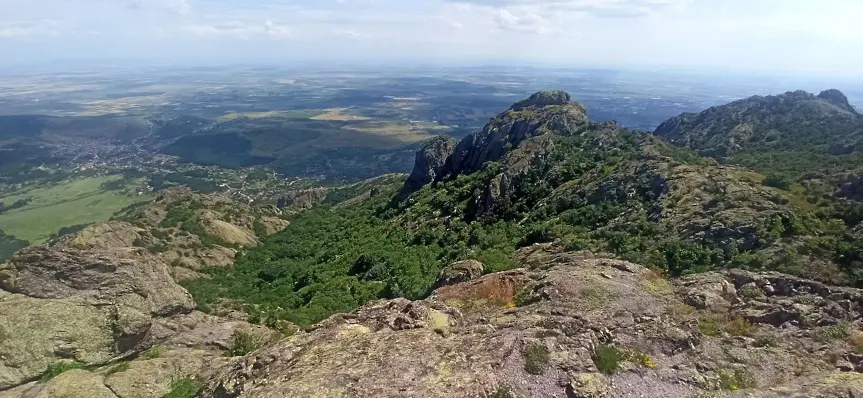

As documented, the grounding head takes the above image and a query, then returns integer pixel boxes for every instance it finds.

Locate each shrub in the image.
[164,377,202,398]
[849,331,863,353]
[815,324,850,342]
[228,328,271,357]
[42,362,86,380]
[698,314,721,337]
[592,345,625,375]
[725,317,757,337]
[141,345,167,360]
[105,362,131,375]
[737,284,765,300]
[626,349,657,369]
[488,385,515,398]
[754,334,778,348]
[718,369,757,391]
[515,287,538,307]
[763,173,792,190]
[522,343,551,375]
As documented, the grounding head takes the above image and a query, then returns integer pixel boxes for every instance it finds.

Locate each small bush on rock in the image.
[522,343,551,375]
[165,377,202,398]
[141,345,167,360]
[815,324,850,342]
[229,328,271,356]
[592,345,625,375]
[42,362,86,381]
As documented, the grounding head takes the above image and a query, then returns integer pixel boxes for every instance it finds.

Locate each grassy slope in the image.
[0,176,154,243]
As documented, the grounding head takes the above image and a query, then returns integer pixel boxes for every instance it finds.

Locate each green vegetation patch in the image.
[140,345,167,360]
[592,345,625,375]
[488,385,516,398]
[0,175,153,244]
[718,369,757,391]
[591,345,656,374]
[228,328,272,357]
[164,377,202,398]
[42,361,86,381]
[104,362,131,375]
[815,323,851,342]
[522,343,551,375]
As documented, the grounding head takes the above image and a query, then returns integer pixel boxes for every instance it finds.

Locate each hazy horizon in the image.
[2,0,862,80]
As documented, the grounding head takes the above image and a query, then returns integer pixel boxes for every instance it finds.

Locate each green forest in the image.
[186,114,863,327]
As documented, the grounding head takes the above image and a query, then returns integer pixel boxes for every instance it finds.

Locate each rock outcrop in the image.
[0,243,195,389]
[432,259,484,289]
[0,187,284,393]
[108,186,291,278]
[396,135,456,201]
[818,88,858,114]
[840,172,863,202]
[201,244,863,397]
[397,90,587,210]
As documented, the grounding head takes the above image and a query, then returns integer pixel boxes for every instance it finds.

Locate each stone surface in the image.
[0,295,115,389]
[432,259,484,289]
[396,135,457,201]
[11,370,117,398]
[195,245,863,397]
[818,88,858,114]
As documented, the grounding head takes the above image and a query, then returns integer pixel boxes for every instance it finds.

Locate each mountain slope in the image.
[653,89,863,180]
[4,90,863,398]
[185,91,863,333]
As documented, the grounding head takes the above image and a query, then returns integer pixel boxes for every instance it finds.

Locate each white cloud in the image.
[127,0,190,14]
[0,20,64,39]
[0,0,860,79]
[493,9,558,34]
[182,20,291,39]
[449,0,691,18]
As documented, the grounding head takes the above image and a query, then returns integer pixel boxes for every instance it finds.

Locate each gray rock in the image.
[395,135,456,201]
[818,89,858,114]
[395,91,586,204]
[433,260,485,289]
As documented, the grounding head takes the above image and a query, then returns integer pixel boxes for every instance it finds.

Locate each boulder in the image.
[840,173,863,202]
[0,245,195,389]
[432,260,484,289]
[0,295,115,389]
[20,370,117,398]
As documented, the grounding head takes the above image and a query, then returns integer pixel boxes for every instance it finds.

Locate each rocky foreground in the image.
[3,235,863,397]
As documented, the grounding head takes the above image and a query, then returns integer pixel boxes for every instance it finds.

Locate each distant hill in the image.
[653,89,863,179]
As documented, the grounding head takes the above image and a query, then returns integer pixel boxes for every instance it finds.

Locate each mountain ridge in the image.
[2,90,863,397]
[652,89,863,182]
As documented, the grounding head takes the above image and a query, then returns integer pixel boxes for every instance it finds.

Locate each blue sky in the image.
[1,0,862,78]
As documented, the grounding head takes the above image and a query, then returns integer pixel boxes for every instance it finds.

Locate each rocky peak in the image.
[510,90,571,111]
[396,91,586,201]
[395,135,456,202]
[818,89,858,114]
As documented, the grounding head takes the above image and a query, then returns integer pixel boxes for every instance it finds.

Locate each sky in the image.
[1,0,862,78]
